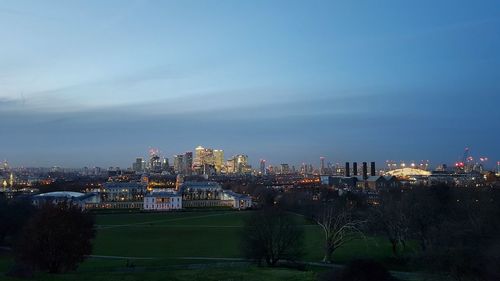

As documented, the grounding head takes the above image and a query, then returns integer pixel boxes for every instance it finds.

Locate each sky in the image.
[0,0,499,169]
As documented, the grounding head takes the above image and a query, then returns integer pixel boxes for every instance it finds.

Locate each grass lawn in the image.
[93,210,418,263]
[1,210,426,281]
[2,265,318,281]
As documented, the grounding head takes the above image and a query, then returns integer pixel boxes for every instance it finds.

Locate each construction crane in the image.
[456,147,490,173]
[455,147,473,172]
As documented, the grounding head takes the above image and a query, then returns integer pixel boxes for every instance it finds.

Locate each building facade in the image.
[143,191,182,211]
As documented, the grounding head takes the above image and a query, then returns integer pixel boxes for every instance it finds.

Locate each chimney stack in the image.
[345,162,350,177]
[362,162,368,179]
[353,162,358,176]
[370,162,376,176]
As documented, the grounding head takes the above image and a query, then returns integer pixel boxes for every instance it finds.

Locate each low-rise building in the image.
[179,181,252,209]
[101,182,146,201]
[356,176,388,190]
[221,190,252,209]
[143,191,182,211]
[32,191,101,209]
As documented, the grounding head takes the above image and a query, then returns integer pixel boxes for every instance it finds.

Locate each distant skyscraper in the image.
[236,155,249,174]
[259,159,266,175]
[173,154,184,174]
[149,153,162,173]
[226,154,250,174]
[320,157,325,174]
[162,158,169,172]
[184,152,193,175]
[301,163,307,175]
[280,163,290,174]
[132,157,144,173]
[214,149,224,173]
[194,146,216,175]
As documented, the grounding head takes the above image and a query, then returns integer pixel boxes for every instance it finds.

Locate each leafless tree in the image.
[375,193,409,256]
[314,205,366,263]
[242,208,304,266]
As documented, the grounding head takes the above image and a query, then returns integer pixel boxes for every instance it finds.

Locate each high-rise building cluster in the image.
[131,146,252,176]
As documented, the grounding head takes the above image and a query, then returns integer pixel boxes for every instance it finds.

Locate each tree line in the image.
[240,184,500,281]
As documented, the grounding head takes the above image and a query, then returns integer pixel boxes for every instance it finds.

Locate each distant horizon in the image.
[2,145,497,171]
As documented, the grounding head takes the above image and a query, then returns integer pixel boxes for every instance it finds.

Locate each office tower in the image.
[320,157,325,174]
[353,162,358,176]
[370,162,376,176]
[195,146,215,166]
[301,163,307,175]
[214,149,224,173]
[345,162,350,177]
[226,158,236,174]
[173,154,184,174]
[225,154,249,174]
[184,152,193,175]
[236,154,249,173]
[194,146,216,174]
[195,146,204,164]
[150,154,162,173]
[260,159,266,175]
[162,158,169,171]
[133,157,144,173]
[362,162,368,179]
[280,163,290,174]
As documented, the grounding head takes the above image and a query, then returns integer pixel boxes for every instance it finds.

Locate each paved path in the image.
[88,255,156,260]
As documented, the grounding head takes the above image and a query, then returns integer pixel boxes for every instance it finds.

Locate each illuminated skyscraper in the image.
[236,155,249,173]
[148,149,162,173]
[184,152,193,175]
[194,146,215,175]
[280,164,290,174]
[132,157,145,173]
[320,157,325,174]
[226,154,250,174]
[173,154,184,174]
[162,158,169,172]
[259,159,266,175]
[214,149,224,173]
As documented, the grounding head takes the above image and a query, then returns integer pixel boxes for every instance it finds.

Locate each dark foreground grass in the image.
[1,210,425,281]
[93,210,418,263]
[2,265,318,281]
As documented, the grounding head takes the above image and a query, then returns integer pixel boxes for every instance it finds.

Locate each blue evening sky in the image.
[0,0,499,168]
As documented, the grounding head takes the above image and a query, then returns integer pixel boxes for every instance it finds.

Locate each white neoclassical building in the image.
[143,191,182,211]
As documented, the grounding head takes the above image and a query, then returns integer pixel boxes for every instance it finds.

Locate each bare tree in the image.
[375,192,409,256]
[314,205,365,263]
[241,208,304,266]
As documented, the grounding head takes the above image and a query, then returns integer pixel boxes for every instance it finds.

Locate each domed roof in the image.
[34,191,85,198]
[386,168,431,177]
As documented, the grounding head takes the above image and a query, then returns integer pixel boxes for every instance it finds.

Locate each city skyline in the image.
[1,144,497,171]
[1,0,499,167]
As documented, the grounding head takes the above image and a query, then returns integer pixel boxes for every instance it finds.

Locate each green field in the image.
[0,210,426,281]
[93,210,416,262]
